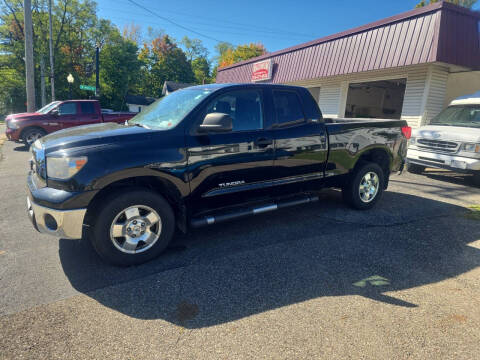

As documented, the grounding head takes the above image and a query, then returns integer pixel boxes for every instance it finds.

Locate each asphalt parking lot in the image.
[1,131,480,359]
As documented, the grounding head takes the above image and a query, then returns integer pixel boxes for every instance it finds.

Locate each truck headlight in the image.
[463,143,480,153]
[46,156,88,179]
[7,120,19,129]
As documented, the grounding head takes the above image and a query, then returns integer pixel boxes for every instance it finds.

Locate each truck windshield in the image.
[128,88,212,130]
[430,105,480,128]
[37,101,60,114]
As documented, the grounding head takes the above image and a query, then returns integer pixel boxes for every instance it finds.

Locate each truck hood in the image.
[38,122,152,154]
[6,112,40,121]
[413,125,480,143]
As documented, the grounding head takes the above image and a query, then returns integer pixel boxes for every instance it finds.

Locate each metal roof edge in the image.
[218,1,478,73]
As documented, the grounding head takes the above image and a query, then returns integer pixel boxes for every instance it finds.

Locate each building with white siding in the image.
[216,2,480,128]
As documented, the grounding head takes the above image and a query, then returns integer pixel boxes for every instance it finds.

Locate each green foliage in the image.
[218,43,266,68]
[415,0,477,8]
[99,33,141,110]
[0,0,261,113]
[465,205,480,220]
[137,35,195,98]
[191,57,211,84]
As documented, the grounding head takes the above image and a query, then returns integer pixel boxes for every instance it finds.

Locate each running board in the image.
[190,194,319,228]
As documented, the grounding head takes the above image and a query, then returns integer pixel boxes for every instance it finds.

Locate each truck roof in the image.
[450,91,480,106]
[187,83,306,92]
[450,98,480,106]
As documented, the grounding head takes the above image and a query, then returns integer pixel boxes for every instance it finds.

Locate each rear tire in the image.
[342,162,385,210]
[22,127,46,146]
[90,189,175,266]
[406,163,425,174]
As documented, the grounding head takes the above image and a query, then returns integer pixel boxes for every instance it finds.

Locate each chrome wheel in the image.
[110,205,162,254]
[358,172,379,203]
[25,131,43,145]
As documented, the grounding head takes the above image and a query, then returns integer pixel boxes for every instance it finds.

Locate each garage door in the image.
[345,78,406,119]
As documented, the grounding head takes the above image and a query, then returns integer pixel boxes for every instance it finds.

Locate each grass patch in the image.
[464,205,480,220]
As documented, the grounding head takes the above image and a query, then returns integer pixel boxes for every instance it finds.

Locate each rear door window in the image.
[205,90,263,132]
[273,91,305,127]
[80,102,95,114]
[58,103,77,115]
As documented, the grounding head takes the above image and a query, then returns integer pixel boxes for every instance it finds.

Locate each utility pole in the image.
[48,0,55,101]
[24,0,35,112]
[95,46,100,98]
[40,58,46,106]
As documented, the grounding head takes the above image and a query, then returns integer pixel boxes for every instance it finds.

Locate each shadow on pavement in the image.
[13,144,29,152]
[422,169,478,188]
[59,190,480,328]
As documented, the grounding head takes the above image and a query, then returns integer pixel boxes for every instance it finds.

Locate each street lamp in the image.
[67,73,74,99]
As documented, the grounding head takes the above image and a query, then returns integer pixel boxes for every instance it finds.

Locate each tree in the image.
[99,31,141,110]
[0,0,140,112]
[137,35,195,97]
[180,36,211,84]
[122,22,142,45]
[215,42,233,59]
[218,43,266,68]
[415,0,477,8]
[191,57,210,84]
[181,36,207,62]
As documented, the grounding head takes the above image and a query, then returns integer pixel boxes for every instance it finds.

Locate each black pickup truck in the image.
[27,83,410,265]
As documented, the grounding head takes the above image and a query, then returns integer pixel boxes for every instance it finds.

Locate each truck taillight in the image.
[401,126,412,140]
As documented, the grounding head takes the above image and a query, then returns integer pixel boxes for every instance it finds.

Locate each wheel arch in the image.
[354,147,392,189]
[85,175,187,233]
[20,125,47,141]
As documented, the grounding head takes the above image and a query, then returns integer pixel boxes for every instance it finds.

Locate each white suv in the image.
[406,93,480,184]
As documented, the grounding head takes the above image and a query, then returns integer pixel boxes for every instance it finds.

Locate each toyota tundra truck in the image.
[27,84,409,266]
[406,92,480,184]
[5,100,135,146]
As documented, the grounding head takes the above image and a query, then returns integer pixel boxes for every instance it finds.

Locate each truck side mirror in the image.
[199,113,233,133]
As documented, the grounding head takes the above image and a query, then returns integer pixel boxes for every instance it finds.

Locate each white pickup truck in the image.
[406,92,480,185]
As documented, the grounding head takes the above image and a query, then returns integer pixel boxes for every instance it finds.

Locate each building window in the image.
[345,78,406,120]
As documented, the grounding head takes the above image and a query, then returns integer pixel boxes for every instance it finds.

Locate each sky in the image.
[97,0,480,59]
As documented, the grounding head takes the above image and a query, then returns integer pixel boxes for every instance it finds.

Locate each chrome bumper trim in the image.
[407,148,480,171]
[27,197,86,239]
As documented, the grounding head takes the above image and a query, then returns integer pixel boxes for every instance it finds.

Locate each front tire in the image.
[90,189,175,266]
[22,127,46,146]
[342,162,385,210]
[406,163,425,174]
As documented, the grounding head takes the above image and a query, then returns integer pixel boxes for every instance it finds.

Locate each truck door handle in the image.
[255,138,273,148]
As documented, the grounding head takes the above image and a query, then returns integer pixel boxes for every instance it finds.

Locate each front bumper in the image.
[27,196,86,239]
[5,127,21,141]
[407,148,480,173]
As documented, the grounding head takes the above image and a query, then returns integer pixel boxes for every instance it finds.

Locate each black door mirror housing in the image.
[199,113,233,133]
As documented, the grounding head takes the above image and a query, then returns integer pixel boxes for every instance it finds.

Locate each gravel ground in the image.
[1,129,480,359]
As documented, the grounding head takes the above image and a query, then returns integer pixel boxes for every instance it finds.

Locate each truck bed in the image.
[324,117,408,178]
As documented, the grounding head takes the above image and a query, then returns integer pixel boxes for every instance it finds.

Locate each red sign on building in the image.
[251,59,273,82]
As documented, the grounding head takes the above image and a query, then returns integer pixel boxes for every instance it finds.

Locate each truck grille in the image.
[416,139,460,154]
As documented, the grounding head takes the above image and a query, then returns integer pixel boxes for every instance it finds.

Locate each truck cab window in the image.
[273,91,305,127]
[58,103,77,115]
[206,90,263,131]
[80,102,95,114]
